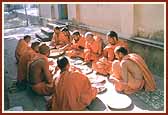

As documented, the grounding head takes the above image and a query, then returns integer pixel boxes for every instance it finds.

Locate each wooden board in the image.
[49,49,65,58]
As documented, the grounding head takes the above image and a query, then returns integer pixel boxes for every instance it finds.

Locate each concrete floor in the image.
[3,26,165,112]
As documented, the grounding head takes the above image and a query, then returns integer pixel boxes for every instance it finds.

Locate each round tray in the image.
[49,49,65,58]
[107,94,132,110]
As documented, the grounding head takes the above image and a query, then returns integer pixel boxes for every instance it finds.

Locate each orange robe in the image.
[51,32,70,48]
[84,36,102,62]
[17,47,37,82]
[112,53,156,94]
[50,71,97,111]
[66,36,86,58]
[92,40,128,75]
[104,40,128,61]
[51,33,59,46]
[28,53,54,95]
[15,39,29,63]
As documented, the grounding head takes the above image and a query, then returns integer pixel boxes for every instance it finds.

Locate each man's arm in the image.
[120,61,128,83]
[97,40,102,55]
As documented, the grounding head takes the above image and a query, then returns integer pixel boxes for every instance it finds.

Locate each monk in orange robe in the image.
[66,30,86,59]
[51,26,61,47]
[109,46,156,94]
[17,42,40,88]
[15,35,31,64]
[83,32,103,64]
[27,44,54,96]
[51,27,71,49]
[92,31,128,75]
[50,57,97,111]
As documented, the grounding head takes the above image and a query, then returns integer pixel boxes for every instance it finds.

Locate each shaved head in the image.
[39,44,50,55]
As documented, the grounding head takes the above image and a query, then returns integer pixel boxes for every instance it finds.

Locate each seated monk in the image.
[27,44,54,96]
[15,35,31,64]
[109,46,156,94]
[92,31,128,75]
[51,27,71,49]
[17,42,40,89]
[50,26,61,47]
[83,32,103,64]
[50,57,97,111]
[66,30,86,59]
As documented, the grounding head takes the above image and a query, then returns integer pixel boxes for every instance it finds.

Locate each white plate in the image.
[74,60,83,65]
[90,77,106,84]
[107,94,132,109]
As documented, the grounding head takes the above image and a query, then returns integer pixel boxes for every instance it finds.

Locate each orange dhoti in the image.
[66,50,84,59]
[84,51,99,62]
[31,82,54,96]
[66,36,86,59]
[92,58,112,75]
[114,75,145,94]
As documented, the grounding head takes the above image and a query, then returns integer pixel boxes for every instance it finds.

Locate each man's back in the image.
[122,59,144,80]
[29,59,45,85]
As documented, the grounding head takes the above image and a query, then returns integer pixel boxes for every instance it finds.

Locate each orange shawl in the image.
[122,54,156,91]
[15,39,29,61]
[51,71,96,111]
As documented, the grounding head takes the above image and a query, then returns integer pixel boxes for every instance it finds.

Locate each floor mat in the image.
[134,89,164,110]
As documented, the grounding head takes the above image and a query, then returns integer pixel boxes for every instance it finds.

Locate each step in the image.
[133,37,164,47]
[35,32,50,42]
[41,27,54,39]
[47,23,67,30]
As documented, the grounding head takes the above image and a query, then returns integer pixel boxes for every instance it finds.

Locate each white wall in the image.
[70,4,135,37]
[67,4,77,20]
[134,4,164,35]
[39,4,164,38]
[67,4,164,38]
[79,4,121,33]
[39,4,51,18]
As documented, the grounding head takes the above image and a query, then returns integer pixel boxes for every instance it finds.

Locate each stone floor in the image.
[3,26,165,112]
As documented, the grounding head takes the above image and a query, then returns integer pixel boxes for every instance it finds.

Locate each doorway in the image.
[58,4,68,20]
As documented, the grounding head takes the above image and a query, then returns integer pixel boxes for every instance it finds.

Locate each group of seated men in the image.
[15,26,156,111]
